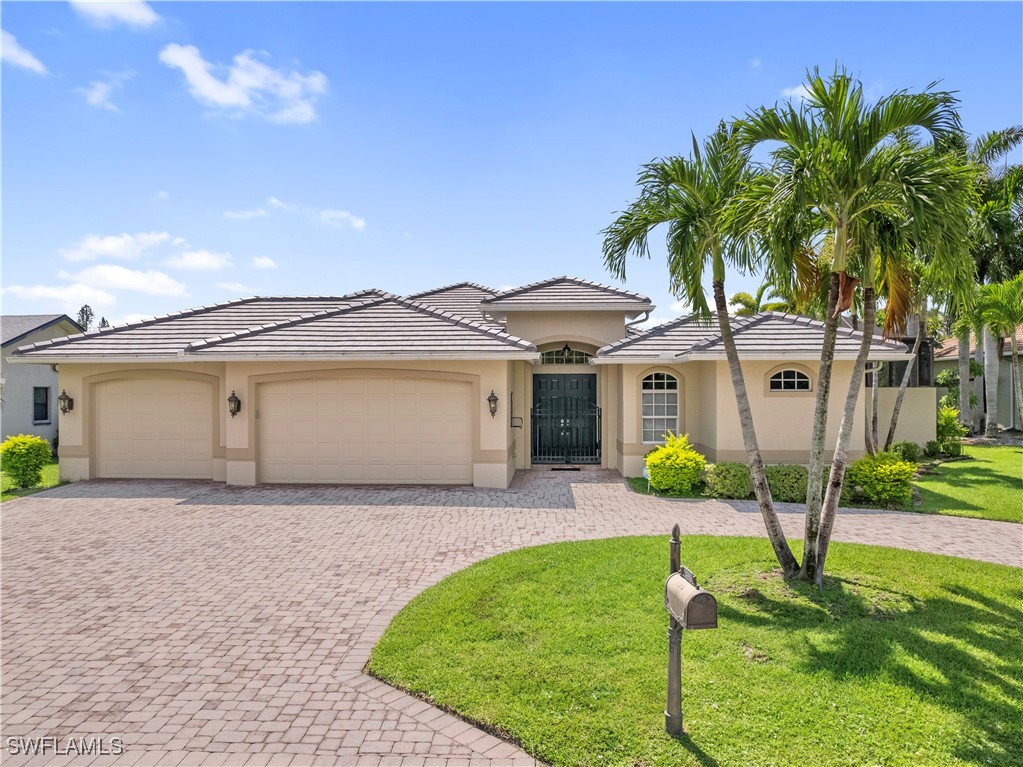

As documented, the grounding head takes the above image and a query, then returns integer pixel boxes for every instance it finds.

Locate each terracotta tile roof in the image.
[597,312,911,360]
[934,328,1022,359]
[481,276,652,308]
[185,295,536,357]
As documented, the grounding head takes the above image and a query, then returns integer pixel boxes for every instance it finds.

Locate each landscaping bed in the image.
[369,536,1021,767]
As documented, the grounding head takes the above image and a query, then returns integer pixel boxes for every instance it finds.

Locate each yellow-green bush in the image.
[1,434,53,489]
[645,433,706,495]
[847,452,917,506]
[703,462,750,499]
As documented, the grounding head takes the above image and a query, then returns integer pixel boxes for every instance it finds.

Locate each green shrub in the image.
[890,441,922,463]
[847,451,917,506]
[765,464,809,503]
[935,405,968,455]
[923,440,942,458]
[0,434,53,489]
[703,462,750,499]
[943,440,963,457]
[645,433,707,495]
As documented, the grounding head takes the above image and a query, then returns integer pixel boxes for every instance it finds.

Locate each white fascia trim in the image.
[592,350,913,364]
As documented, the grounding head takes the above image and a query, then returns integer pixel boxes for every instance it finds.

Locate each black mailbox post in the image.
[664,523,718,737]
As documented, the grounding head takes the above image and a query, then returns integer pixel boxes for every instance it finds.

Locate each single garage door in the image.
[94,378,214,479]
[258,376,473,484]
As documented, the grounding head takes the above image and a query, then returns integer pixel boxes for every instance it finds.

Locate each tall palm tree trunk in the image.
[983,326,1000,436]
[972,340,985,434]
[713,280,799,575]
[799,273,840,582]
[870,363,880,453]
[1012,335,1023,431]
[884,302,925,450]
[815,286,876,587]
[957,328,971,430]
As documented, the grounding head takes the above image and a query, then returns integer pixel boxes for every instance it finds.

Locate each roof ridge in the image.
[184,291,389,351]
[688,313,772,352]
[406,281,496,298]
[390,296,535,350]
[596,314,711,356]
[13,296,266,354]
[481,275,650,304]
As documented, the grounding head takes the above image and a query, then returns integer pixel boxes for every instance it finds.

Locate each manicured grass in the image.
[370,536,1021,767]
[914,446,1022,524]
[1,459,62,502]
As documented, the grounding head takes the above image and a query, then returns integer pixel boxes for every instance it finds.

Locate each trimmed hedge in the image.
[645,433,706,495]
[765,464,808,503]
[847,451,916,506]
[703,462,751,499]
[890,441,922,463]
[1,434,53,489]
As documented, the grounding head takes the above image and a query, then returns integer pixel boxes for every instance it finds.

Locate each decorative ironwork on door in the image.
[531,393,601,464]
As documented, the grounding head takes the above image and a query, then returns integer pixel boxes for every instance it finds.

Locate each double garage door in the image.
[94,375,474,484]
[258,376,473,484]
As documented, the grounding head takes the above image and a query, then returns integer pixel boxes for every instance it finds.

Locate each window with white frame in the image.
[769,369,811,392]
[642,372,679,443]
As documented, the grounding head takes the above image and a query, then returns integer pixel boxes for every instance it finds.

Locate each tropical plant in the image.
[979,274,1023,433]
[603,122,799,574]
[729,281,791,316]
[735,68,974,585]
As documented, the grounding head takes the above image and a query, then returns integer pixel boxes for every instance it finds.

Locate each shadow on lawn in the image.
[718,576,1023,765]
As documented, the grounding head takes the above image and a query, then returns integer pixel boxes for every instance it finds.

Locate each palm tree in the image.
[602,123,799,576]
[729,281,791,316]
[980,275,1023,432]
[735,69,973,585]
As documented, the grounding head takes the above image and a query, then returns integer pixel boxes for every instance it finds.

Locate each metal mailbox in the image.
[665,572,718,630]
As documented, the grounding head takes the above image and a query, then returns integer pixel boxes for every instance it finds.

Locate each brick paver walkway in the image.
[2,471,1020,766]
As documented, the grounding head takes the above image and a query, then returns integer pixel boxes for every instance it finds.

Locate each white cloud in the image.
[749,57,762,72]
[267,196,291,209]
[166,250,233,271]
[159,44,327,124]
[251,256,276,269]
[156,190,169,200]
[216,282,251,293]
[76,70,132,112]
[60,231,172,261]
[1,30,47,74]
[224,207,267,220]
[69,0,160,29]
[320,209,366,231]
[109,313,151,327]
[73,264,187,295]
[670,300,689,313]
[2,283,116,309]
[781,84,811,102]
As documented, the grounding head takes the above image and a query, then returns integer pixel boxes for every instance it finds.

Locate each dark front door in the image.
[531,374,601,464]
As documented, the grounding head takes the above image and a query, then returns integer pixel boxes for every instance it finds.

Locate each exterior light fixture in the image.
[561,343,572,363]
[57,389,74,415]
[227,390,241,418]
[487,390,499,418]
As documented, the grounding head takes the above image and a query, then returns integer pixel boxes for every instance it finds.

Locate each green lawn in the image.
[914,446,1022,523]
[370,536,1022,767]
[1,459,62,502]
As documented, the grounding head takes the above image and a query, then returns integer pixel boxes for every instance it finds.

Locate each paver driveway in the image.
[2,471,1020,767]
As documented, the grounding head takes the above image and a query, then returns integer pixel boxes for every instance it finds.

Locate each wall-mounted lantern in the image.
[487,390,499,418]
[227,390,241,418]
[57,389,74,415]
[561,342,572,363]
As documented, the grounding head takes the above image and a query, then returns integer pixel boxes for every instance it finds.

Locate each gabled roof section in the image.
[185,294,536,358]
[934,328,1020,360]
[405,282,502,328]
[480,276,653,312]
[2,314,83,347]
[596,312,912,361]
[12,292,386,359]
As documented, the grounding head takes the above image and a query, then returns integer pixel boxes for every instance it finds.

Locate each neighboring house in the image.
[934,329,1022,430]
[1,314,85,444]
[8,277,932,488]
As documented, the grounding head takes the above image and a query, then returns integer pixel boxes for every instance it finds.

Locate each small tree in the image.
[98,317,110,329]
[1,435,53,489]
[77,304,94,331]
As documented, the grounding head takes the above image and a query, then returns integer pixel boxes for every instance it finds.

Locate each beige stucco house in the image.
[8,277,935,489]
[933,328,1021,431]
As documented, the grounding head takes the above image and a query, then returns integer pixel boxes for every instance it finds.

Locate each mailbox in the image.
[664,572,718,630]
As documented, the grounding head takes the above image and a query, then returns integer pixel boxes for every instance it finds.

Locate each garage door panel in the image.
[96,378,213,479]
[259,376,474,484]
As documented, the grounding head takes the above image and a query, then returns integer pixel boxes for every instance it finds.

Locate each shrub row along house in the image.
[8,277,932,488]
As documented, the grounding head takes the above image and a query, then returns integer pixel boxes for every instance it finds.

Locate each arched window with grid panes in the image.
[768,368,812,392]
[641,372,679,443]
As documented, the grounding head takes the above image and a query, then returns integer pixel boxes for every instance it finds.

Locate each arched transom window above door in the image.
[539,345,593,365]
[769,368,812,392]
[642,372,679,443]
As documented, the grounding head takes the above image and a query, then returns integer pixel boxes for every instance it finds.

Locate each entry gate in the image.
[530,395,601,464]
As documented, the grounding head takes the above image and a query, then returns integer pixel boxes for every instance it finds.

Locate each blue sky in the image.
[3,1,1021,327]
